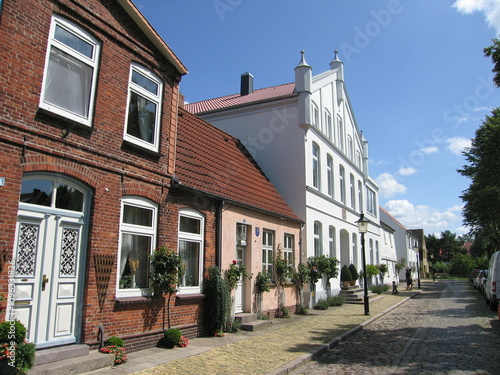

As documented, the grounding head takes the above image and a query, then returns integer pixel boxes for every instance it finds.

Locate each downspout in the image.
[216,200,224,268]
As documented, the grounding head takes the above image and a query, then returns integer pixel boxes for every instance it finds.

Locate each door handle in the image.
[42,274,49,291]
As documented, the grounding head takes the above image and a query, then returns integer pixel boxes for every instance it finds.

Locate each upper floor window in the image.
[124,64,163,152]
[312,143,320,190]
[325,109,333,140]
[356,151,362,169]
[40,15,100,126]
[328,226,336,258]
[350,173,356,210]
[313,221,322,257]
[366,187,377,216]
[178,209,204,294]
[347,135,353,160]
[337,116,344,152]
[327,155,334,197]
[358,181,363,212]
[312,102,319,129]
[283,234,294,266]
[339,165,346,204]
[118,197,157,297]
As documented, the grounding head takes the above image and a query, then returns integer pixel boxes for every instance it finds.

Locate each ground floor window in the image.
[178,209,204,294]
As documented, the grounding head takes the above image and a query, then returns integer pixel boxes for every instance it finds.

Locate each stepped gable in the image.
[175,107,301,222]
[184,82,296,114]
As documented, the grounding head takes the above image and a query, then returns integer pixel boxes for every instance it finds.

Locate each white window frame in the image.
[311,102,319,128]
[39,15,100,126]
[284,234,294,266]
[366,187,377,216]
[262,230,274,281]
[325,109,333,140]
[124,63,163,152]
[339,165,346,204]
[314,221,322,257]
[350,173,356,210]
[178,209,204,294]
[327,154,334,197]
[312,142,320,190]
[328,226,336,258]
[337,115,344,152]
[117,197,157,298]
[358,181,363,213]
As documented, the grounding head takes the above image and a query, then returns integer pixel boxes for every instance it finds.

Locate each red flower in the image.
[232,260,237,265]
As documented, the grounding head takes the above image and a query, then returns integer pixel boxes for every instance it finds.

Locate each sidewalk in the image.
[82,282,428,375]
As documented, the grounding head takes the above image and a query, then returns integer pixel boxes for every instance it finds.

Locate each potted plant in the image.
[349,264,359,287]
[255,271,271,315]
[340,264,353,288]
[0,320,35,374]
[317,255,339,298]
[293,263,309,309]
[274,247,293,317]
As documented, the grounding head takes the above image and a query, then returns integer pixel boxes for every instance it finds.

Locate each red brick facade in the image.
[0,0,213,352]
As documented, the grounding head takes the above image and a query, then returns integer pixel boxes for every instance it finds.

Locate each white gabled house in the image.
[186,51,382,306]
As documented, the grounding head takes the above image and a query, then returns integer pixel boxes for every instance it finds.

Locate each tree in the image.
[484,38,500,87]
[458,107,500,256]
[449,253,475,276]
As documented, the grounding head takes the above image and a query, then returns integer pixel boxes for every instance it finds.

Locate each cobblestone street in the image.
[290,280,500,375]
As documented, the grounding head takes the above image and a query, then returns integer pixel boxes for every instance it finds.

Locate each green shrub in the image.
[164,328,182,347]
[278,306,290,318]
[327,295,344,306]
[0,319,27,344]
[229,319,242,333]
[104,336,124,347]
[349,264,359,281]
[204,266,231,334]
[314,298,330,310]
[370,284,389,294]
[13,341,36,374]
[296,304,308,315]
[340,265,352,282]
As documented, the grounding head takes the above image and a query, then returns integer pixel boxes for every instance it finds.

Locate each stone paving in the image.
[289,280,500,375]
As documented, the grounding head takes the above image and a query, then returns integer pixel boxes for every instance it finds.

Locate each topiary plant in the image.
[104,336,124,348]
[164,328,182,348]
[204,266,231,335]
[0,320,27,345]
[340,264,353,282]
[349,264,359,281]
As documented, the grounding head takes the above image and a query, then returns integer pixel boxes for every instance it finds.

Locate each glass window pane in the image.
[45,46,92,117]
[54,24,94,58]
[132,70,158,95]
[123,204,153,227]
[20,179,53,206]
[55,183,84,211]
[179,240,200,287]
[180,216,201,234]
[120,233,151,289]
[126,91,156,143]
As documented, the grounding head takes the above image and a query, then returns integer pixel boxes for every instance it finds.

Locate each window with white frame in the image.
[312,102,319,128]
[356,150,362,169]
[358,181,363,213]
[312,143,320,190]
[329,226,336,258]
[40,15,101,126]
[366,187,377,216]
[337,116,344,152]
[314,221,322,257]
[352,233,357,261]
[262,230,274,280]
[347,135,353,160]
[327,154,334,197]
[178,209,204,293]
[325,109,333,140]
[124,64,163,152]
[339,165,346,204]
[350,173,356,210]
[118,197,157,296]
[284,234,294,266]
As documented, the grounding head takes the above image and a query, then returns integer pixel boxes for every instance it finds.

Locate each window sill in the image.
[176,293,205,301]
[115,296,155,305]
[121,139,162,160]
[36,108,94,138]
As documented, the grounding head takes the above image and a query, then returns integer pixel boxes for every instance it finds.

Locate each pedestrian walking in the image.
[405,268,413,290]
[392,281,399,295]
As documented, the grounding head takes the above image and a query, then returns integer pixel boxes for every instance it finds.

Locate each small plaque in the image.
[0,177,4,186]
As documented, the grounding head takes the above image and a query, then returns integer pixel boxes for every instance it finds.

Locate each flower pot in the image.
[342,281,350,288]
[0,359,16,375]
[350,280,356,286]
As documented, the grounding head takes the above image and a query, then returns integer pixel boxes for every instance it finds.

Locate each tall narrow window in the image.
[40,15,101,126]
[284,234,294,266]
[339,165,346,204]
[118,197,157,297]
[178,209,204,293]
[124,64,163,152]
[356,151,362,169]
[312,143,320,190]
[325,109,332,140]
[262,230,274,280]
[312,102,319,128]
[347,136,353,160]
[314,221,322,257]
[358,181,363,213]
[337,116,344,152]
[328,226,336,258]
[350,173,356,210]
[366,188,377,216]
[327,155,334,197]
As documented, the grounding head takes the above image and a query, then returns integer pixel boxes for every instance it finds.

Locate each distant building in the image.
[186,51,381,304]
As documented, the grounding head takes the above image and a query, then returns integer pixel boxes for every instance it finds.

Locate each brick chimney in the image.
[240,72,254,96]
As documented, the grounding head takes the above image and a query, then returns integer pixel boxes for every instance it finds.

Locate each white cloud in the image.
[453,0,500,33]
[420,146,439,155]
[375,173,407,199]
[446,137,472,155]
[398,167,417,177]
[384,200,462,234]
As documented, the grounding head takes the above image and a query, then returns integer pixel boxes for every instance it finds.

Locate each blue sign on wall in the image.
[255,227,260,237]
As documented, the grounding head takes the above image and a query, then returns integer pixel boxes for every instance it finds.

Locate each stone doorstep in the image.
[234,312,258,324]
[240,319,272,332]
[28,349,115,375]
[34,344,90,366]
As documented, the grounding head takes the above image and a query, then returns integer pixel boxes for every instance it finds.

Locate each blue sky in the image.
[133,0,500,236]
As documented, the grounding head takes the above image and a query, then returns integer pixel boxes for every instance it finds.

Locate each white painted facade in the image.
[189,51,381,306]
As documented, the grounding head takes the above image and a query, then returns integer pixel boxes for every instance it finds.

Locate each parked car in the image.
[470,269,480,283]
[474,270,487,294]
[484,251,500,311]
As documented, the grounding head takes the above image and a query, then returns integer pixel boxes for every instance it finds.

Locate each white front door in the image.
[235,246,245,313]
[11,176,88,348]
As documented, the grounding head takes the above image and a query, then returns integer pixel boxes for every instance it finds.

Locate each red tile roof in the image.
[184,82,296,114]
[175,107,302,222]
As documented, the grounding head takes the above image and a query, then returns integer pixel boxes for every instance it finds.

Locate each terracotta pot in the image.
[342,281,350,288]
[350,280,356,286]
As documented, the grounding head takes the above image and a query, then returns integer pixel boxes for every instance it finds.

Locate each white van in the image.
[484,251,500,310]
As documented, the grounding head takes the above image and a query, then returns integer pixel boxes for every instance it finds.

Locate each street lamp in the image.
[413,243,421,288]
[356,213,370,316]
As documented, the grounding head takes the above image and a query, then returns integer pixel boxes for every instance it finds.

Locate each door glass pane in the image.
[54,24,94,58]
[55,183,84,212]
[20,179,53,206]
[123,205,153,227]
[120,233,151,289]
[179,240,200,287]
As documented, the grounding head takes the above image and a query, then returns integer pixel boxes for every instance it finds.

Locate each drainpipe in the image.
[216,200,224,268]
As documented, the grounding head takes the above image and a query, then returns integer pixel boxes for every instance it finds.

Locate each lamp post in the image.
[356,213,370,316]
[413,243,421,288]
